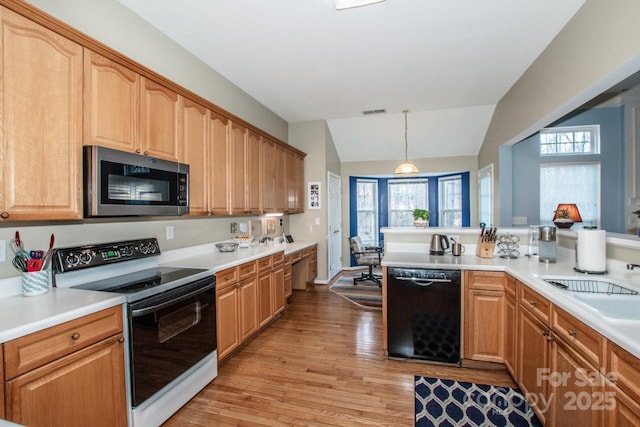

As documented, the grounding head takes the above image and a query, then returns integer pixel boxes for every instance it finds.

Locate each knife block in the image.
[475,236,495,258]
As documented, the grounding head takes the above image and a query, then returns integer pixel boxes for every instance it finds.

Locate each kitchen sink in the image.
[542,276,640,321]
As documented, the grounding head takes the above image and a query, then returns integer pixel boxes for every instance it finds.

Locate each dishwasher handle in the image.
[395,276,452,286]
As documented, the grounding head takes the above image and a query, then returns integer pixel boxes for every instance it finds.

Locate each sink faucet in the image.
[626,263,640,270]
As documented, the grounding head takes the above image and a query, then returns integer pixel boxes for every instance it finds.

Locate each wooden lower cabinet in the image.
[517,306,551,425]
[215,281,240,360]
[216,253,287,363]
[549,337,604,427]
[607,341,640,426]
[2,306,126,427]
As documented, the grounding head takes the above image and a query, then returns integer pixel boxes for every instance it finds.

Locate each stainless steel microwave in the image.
[84,146,189,217]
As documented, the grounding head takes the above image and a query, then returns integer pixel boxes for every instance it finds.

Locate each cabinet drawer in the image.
[552,306,604,368]
[4,306,123,379]
[519,285,551,324]
[505,274,517,297]
[302,247,313,257]
[465,270,505,291]
[272,251,285,266]
[257,255,272,272]
[608,341,640,401]
[216,266,239,289]
[239,260,258,279]
[290,250,302,263]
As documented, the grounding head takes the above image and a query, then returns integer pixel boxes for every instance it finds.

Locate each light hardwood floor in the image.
[163,283,515,426]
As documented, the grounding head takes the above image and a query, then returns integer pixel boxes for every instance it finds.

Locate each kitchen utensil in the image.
[30,250,44,259]
[215,242,239,252]
[27,257,43,272]
[429,234,450,255]
[12,253,28,272]
[452,243,465,256]
[41,234,55,270]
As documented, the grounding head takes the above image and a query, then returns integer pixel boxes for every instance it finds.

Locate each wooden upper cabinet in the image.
[229,122,248,215]
[295,153,305,213]
[183,99,209,216]
[84,49,139,152]
[209,112,230,215]
[261,138,276,213]
[274,144,287,213]
[0,7,83,221]
[140,77,182,162]
[247,130,262,214]
[285,149,297,213]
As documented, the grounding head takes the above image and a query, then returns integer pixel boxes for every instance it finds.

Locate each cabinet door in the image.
[295,153,305,212]
[0,8,83,221]
[272,264,286,316]
[5,334,127,427]
[608,385,640,426]
[504,293,517,378]
[261,138,276,213]
[84,49,139,152]
[464,289,505,363]
[257,270,272,327]
[209,112,230,215]
[183,99,209,216]
[239,276,258,341]
[140,77,182,161]
[247,130,262,214]
[216,284,240,361]
[285,149,297,213]
[274,144,287,212]
[229,122,248,214]
[549,338,604,427]
[517,307,550,425]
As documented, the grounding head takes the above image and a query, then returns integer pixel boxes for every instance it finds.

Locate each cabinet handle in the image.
[71,332,80,340]
[546,334,554,342]
[118,336,125,344]
[225,275,231,280]
[529,300,537,307]
[144,151,148,155]
[0,211,8,219]
[568,329,577,337]
[135,148,141,154]
[542,330,549,337]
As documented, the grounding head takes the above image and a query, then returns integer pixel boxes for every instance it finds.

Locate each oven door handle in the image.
[130,281,215,318]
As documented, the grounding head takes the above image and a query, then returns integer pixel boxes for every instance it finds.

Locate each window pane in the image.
[479,169,492,225]
[388,179,428,227]
[356,180,378,245]
[439,176,462,227]
[540,163,600,227]
[540,125,600,156]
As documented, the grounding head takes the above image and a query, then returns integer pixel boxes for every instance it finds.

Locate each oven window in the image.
[108,174,170,202]
[158,301,201,343]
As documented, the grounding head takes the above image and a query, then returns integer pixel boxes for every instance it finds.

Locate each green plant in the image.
[554,208,570,219]
[413,208,430,221]
[632,209,640,219]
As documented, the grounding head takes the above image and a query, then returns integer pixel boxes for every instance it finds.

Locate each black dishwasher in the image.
[387,268,461,365]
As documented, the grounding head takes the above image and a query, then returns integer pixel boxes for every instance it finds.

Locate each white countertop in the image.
[0,289,125,343]
[383,244,640,359]
[0,240,316,344]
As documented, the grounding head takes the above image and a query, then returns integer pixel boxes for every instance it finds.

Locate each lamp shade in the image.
[552,203,583,222]
[394,161,419,176]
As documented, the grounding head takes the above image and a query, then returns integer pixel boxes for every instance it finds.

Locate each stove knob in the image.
[121,246,133,257]
[147,242,157,253]
[79,252,92,264]
[139,244,149,254]
[66,253,79,267]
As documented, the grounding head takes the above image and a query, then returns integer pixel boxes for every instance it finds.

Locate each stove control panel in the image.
[53,238,160,273]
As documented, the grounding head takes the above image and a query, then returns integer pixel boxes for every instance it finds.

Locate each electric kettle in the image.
[430,234,450,255]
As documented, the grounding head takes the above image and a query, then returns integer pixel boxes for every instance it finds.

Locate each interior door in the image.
[327,172,342,280]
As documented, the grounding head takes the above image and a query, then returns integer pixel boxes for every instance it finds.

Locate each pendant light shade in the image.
[394,109,419,176]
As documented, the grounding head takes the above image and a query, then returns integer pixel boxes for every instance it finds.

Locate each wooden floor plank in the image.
[163,283,515,426]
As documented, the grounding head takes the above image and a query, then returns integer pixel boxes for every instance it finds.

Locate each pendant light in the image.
[394,109,419,176]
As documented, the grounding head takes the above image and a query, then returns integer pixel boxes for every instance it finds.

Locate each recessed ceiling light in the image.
[334,0,385,10]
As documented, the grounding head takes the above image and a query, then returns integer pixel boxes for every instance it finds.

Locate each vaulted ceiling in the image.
[118,0,585,163]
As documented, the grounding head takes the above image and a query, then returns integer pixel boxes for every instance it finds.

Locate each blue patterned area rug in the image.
[415,376,542,427]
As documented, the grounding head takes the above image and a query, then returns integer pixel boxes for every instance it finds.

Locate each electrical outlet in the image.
[315,217,320,225]
[166,226,174,240]
[0,240,5,262]
[512,216,528,225]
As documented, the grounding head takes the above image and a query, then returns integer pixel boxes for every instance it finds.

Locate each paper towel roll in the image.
[575,229,607,273]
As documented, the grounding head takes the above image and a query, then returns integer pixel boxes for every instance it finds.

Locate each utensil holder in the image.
[475,237,495,258]
[21,270,50,297]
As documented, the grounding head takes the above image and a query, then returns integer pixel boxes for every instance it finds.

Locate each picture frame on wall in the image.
[308,182,321,210]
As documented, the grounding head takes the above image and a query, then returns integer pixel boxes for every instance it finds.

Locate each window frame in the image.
[387,178,429,228]
[539,125,600,156]
[478,164,493,226]
[438,174,463,227]
[355,178,379,245]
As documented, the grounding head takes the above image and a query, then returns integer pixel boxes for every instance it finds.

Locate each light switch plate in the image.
[512,216,528,225]
[166,226,174,240]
